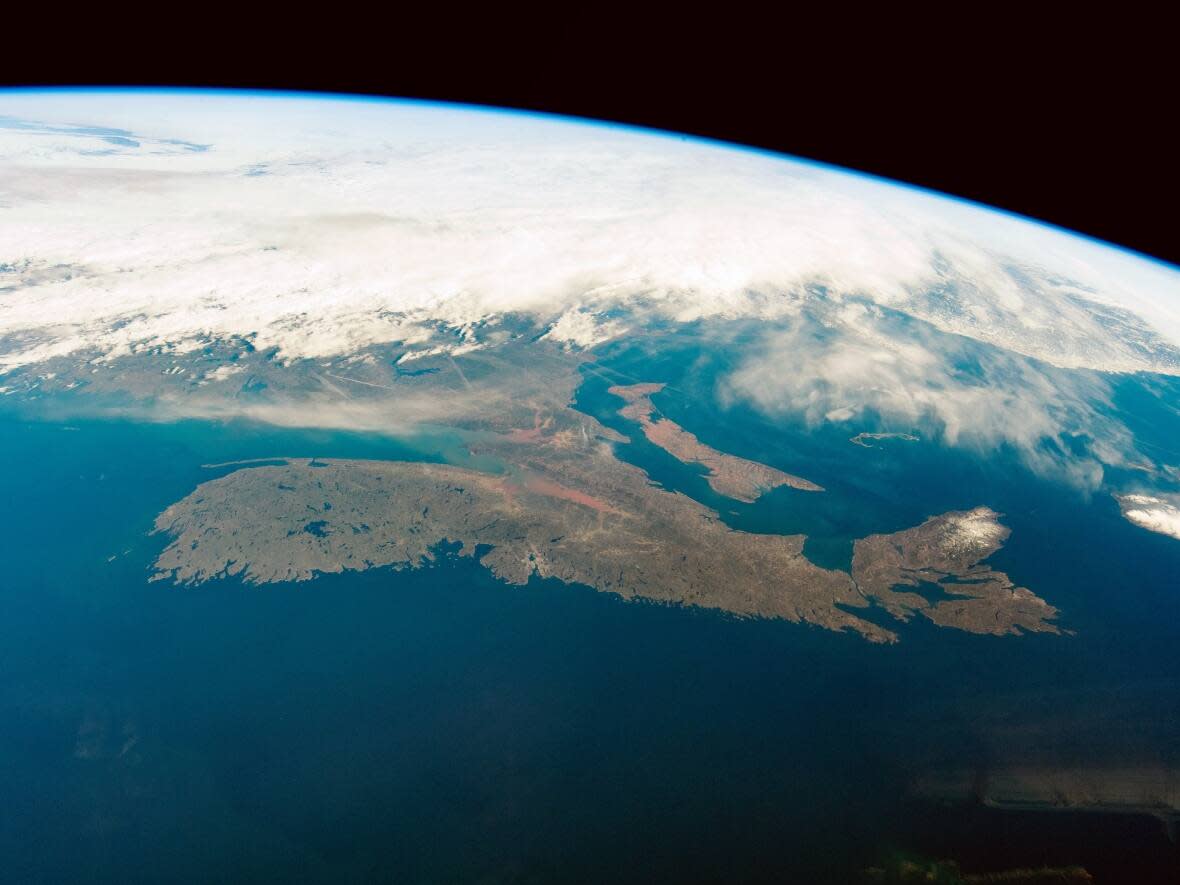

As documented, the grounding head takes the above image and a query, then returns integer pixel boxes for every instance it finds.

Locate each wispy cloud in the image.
[722,303,1133,487]
[0,92,1176,493]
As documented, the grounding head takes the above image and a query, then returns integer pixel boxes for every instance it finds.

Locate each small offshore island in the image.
[850,431,921,448]
[152,376,1062,643]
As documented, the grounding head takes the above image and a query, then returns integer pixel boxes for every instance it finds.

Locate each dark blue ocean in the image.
[1,349,1178,882]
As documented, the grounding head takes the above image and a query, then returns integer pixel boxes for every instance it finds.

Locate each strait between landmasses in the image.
[151,386,1062,642]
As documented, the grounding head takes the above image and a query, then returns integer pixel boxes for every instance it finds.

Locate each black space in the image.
[2,24,1174,267]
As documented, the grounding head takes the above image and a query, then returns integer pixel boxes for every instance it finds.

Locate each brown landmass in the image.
[153,457,1061,643]
[144,343,1061,643]
[607,382,822,502]
[152,456,891,639]
[851,507,1063,636]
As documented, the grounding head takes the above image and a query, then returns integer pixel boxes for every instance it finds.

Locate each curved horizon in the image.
[1,83,1175,272]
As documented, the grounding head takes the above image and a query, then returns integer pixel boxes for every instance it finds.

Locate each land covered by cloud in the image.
[1,91,1177,374]
[1,92,1178,514]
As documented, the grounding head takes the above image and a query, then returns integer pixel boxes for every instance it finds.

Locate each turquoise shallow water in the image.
[1,358,1178,882]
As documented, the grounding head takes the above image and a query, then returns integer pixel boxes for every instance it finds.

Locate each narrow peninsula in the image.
[608,382,822,502]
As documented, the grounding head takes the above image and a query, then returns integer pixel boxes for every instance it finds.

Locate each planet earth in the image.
[0,90,1178,883]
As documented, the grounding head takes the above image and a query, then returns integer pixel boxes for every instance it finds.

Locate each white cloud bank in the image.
[722,301,1134,487]
[0,91,1178,500]
[1115,494,1180,541]
[0,90,1177,377]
